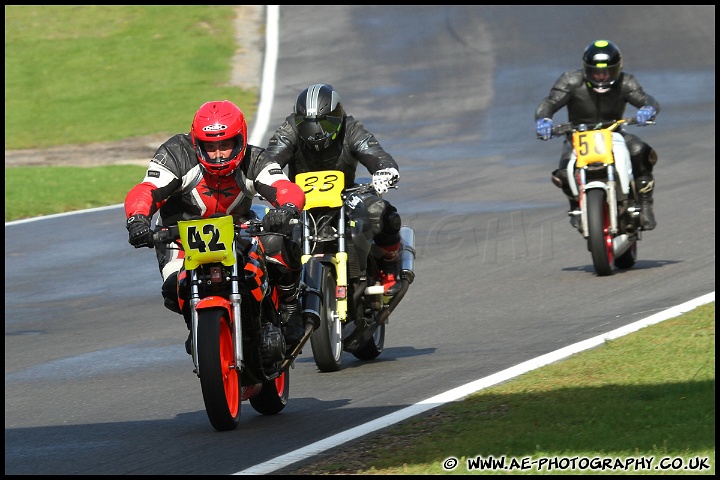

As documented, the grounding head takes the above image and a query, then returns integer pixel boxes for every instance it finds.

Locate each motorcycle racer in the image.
[266,83,404,295]
[124,100,306,353]
[535,39,660,230]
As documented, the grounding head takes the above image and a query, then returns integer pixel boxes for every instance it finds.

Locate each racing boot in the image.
[377,242,402,296]
[637,176,657,231]
[277,282,304,351]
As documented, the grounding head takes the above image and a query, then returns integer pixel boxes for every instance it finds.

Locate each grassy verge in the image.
[5,6,255,149]
[5,5,258,223]
[294,302,715,475]
[4,165,147,222]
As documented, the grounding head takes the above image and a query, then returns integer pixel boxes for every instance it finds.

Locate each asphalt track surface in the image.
[5,5,715,475]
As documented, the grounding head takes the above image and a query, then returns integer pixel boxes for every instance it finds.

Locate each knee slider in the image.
[551,169,574,198]
[647,147,658,167]
[551,169,567,188]
[383,210,401,234]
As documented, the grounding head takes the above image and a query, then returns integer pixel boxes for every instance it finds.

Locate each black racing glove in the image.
[262,203,299,235]
[126,214,152,248]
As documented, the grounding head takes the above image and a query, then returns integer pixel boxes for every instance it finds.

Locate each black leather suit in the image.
[266,114,402,249]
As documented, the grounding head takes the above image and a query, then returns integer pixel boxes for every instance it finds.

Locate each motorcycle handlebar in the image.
[344,181,397,197]
[149,218,299,247]
[151,225,179,246]
[549,117,650,137]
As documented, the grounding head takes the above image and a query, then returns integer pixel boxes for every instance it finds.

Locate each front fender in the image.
[195,296,233,316]
[584,181,609,192]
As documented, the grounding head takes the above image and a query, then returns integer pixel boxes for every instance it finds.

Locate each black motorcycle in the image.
[295,170,415,372]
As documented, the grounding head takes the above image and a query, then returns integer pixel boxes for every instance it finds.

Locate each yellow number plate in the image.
[573,130,614,168]
[177,215,236,270]
[295,170,345,209]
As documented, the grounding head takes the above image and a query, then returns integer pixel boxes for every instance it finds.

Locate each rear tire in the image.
[586,189,614,276]
[352,322,385,361]
[310,265,343,372]
[197,308,241,431]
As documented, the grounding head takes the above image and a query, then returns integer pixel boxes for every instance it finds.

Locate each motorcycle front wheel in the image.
[197,308,241,431]
[249,369,289,415]
[310,264,343,372]
[586,189,614,276]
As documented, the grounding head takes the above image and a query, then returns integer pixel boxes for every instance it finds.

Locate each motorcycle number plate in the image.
[177,215,236,270]
[295,170,345,209]
[573,130,614,168]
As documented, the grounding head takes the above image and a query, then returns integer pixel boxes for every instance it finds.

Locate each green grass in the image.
[5,5,259,223]
[5,6,255,149]
[4,165,147,221]
[296,302,715,475]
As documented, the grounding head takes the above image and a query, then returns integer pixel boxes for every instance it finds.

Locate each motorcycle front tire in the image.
[197,307,241,431]
[309,264,343,372]
[586,188,614,276]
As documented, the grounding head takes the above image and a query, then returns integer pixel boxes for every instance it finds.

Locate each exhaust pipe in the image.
[613,234,633,257]
[376,225,416,325]
[399,226,416,284]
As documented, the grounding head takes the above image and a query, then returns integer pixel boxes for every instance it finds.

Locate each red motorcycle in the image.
[152,214,314,431]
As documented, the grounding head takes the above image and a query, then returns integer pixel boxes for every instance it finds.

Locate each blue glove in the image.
[535,118,553,140]
[636,106,656,126]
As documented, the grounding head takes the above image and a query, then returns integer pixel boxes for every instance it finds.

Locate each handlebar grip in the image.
[151,225,179,245]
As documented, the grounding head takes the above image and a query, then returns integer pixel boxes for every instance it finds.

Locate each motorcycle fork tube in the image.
[189,271,201,375]
[333,206,348,321]
[580,169,589,238]
[230,243,244,372]
[300,210,312,264]
[606,165,618,235]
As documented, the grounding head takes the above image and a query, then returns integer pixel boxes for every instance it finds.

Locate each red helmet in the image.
[190,100,247,177]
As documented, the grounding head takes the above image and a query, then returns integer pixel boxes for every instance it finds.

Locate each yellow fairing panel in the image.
[295,170,345,209]
[177,215,236,270]
[573,130,614,168]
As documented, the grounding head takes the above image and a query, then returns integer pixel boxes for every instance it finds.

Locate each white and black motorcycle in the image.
[550,117,653,276]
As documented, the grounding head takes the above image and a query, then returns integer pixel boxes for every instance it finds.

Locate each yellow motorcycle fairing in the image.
[177,215,236,271]
[295,170,345,209]
[573,129,614,168]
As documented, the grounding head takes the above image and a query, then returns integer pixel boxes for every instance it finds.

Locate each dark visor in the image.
[294,114,342,134]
